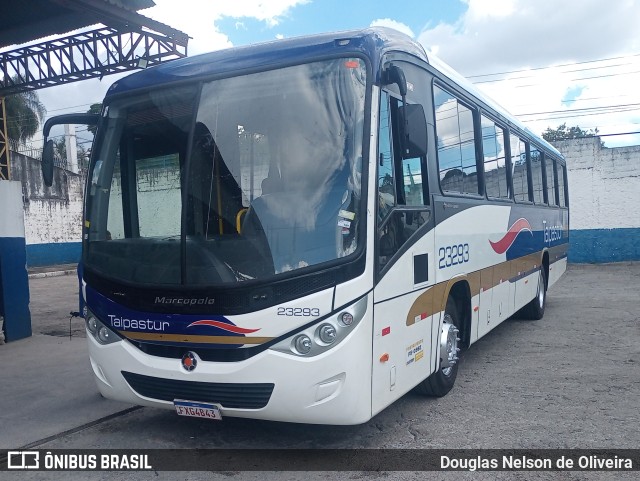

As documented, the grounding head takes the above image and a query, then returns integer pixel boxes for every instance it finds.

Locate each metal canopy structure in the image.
[0,0,189,180]
[0,26,188,96]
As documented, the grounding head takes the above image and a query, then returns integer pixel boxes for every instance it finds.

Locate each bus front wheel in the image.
[416,296,460,397]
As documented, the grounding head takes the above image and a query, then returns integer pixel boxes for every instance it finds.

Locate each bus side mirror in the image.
[383,65,407,97]
[42,139,54,187]
[41,113,100,187]
[400,104,428,159]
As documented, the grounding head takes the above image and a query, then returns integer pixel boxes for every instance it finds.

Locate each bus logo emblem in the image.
[489,218,532,254]
[181,352,198,372]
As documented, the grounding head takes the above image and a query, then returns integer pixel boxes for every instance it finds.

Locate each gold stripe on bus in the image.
[404,247,565,327]
[120,331,274,345]
[467,270,482,297]
[405,281,447,327]
[548,243,568,261]
[493,260,511,285]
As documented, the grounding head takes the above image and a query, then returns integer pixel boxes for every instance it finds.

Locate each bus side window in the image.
[556,161,567,207]
[433,85,480,195]
[545,156,556,205]
[481,115,509,199]
[510,135,529,202]
[530,145,544,204]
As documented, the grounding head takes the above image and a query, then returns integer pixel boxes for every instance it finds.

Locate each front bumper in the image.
[87,304,374,425]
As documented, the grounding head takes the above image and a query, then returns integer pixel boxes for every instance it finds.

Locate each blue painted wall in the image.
[1,237,32,341]
[553,138,640,264]
[24,233,639,266]
[0,180,32,342]
[26,242,81,267]
[569,228,640,263]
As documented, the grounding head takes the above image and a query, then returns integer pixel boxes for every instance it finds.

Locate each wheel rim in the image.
[537,270,545,308]
[440,313,460,377]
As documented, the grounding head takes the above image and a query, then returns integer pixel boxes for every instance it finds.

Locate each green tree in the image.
[542,123,599,142]
[53,137,66,159]
[77,142,90,171]
[5,89,46,150]
[86,102,102,135]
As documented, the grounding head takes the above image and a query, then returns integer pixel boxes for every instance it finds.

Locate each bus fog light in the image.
[294,335,312,354]
[318,324,337,344]
[339,312,353,326]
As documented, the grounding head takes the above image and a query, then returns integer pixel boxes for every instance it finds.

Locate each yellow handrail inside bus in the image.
[236,208,248,234]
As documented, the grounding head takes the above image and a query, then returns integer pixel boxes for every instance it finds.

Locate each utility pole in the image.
[64,123,78,174]
[0,97,9,180]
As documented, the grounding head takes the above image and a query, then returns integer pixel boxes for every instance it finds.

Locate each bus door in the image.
[371,72,434,414]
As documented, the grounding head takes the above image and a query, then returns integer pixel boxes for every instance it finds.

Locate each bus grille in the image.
[121,371,274,409]
[132,341,262,362]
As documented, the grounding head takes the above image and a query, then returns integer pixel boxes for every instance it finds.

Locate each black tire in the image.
[521,267,547,320]
[415,296,460,397]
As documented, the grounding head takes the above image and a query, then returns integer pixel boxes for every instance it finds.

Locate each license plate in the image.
[174,400,222,420]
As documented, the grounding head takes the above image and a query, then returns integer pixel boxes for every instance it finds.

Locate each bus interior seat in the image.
[242,190,343,274]
[260,173,283,195]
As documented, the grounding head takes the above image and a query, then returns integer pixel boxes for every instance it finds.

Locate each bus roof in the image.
[106,27,425,95]
[106,27,562,159]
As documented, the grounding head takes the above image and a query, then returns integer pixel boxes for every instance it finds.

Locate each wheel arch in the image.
[441,277,472,350]
[541,250,550,290]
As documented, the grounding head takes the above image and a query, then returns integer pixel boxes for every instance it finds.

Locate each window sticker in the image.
[339,210,356,220]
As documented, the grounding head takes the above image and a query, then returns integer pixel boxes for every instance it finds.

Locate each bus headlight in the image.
[86,314,98,335]
[294,335,313,354]
[85,308,122,345]
[317,324,337,344]
[270,295,368,357]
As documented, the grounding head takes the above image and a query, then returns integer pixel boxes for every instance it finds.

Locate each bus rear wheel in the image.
[521,267,547,320]
[416,296,460,397]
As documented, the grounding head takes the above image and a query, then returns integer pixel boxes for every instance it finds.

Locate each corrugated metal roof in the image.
[0,0,186,49]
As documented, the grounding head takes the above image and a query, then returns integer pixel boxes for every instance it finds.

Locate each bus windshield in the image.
[85,58,367,286]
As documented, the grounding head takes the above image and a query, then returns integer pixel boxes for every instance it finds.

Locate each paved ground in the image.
[27,268,85,338]
[1,263,638,480]
[0,271,129,449]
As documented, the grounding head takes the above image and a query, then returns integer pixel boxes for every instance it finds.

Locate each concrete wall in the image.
[106,163,181,240]
[10,151,83,266]
[554,137,640,263]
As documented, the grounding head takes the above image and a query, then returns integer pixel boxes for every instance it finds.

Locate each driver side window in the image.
[378,91,396,222]
[377,90,429,269]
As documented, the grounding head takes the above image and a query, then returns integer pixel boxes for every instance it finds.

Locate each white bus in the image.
[43,27,569,424]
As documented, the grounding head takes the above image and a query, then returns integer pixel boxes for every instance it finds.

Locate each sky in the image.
[28,0,640,148]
